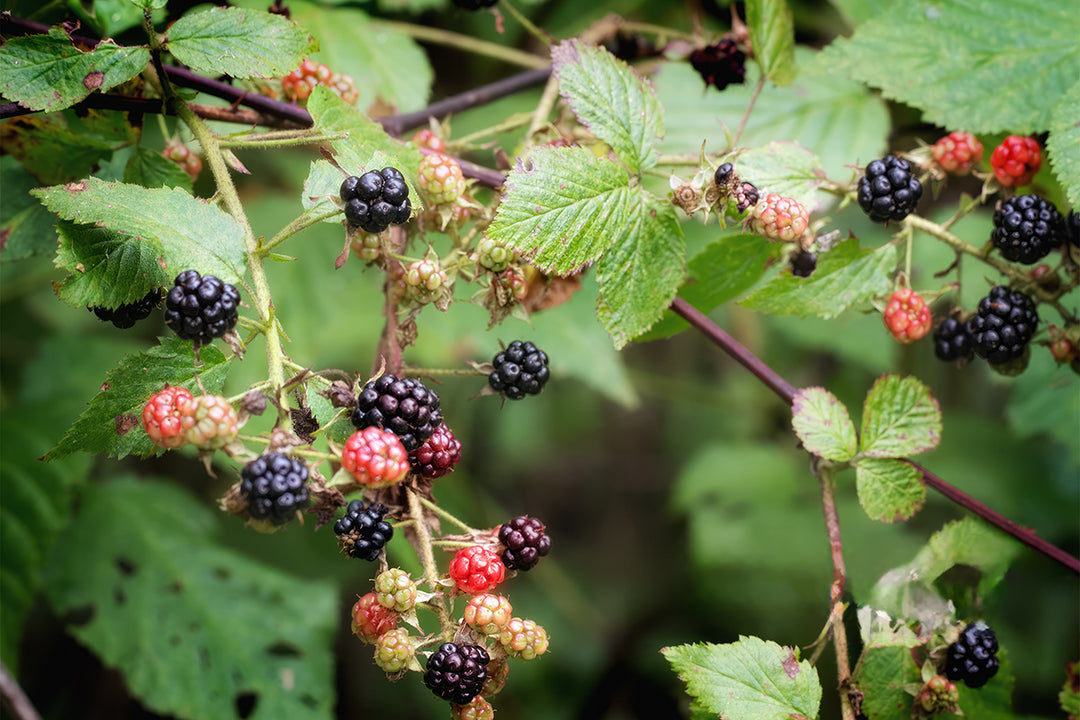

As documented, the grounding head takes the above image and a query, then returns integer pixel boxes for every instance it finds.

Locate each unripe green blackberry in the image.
[463,593,513,636]
[418,153,466,205]
[180,394,239,449]
[476,236,515,273]
[374,627,414,673]
[499,617,549,660]
[375,568,417,613]
[403,258,448,305]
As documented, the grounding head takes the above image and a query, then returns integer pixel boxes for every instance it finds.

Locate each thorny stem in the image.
[261,208,344,256]
[403,367,486,379]
[406,486,454,637]
[216,131,349,149]
[417,495,476,534]
[500,0,554,46]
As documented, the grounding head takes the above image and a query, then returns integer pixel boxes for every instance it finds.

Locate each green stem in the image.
[450,112,534,147]
[417,495,476,533]
[261,208,343,256]
[403,366,486,379]
[816,462,856,720]
[732,74,765,148]
[378,20,548,70]
[217,131,349,149]
[500,0,553,46]
[617,20,697,42]
[526,72,562,143]
[406,487,454,637]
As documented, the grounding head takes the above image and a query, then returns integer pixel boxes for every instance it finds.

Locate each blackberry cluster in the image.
[423,642,489,705]
[945,621,1000,688]
[408,423,461,479]
[858,156,923,223]
[498,515,551,571]
[351,374,442,452]
[991,194,1065,263]
[240,453,310,525]
[334,500,393,560]
[92,289,161,328]
[933,316,974,362]
[968,286,1039,364]
[452,0,497,8]
[689,39,746,91]
[790,250,817,278]
[164,270,240,347]
[488,340,550,400]
[341,168,412,234]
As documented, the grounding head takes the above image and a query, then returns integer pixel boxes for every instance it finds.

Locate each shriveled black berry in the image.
[92,289,161,329]
[991,194,1065,264]
[689,39,746,91]
[340,167,412,234]
[451,0,497,9]
[735,181,760,213]
[489,340,549,400]
[240,452,310,525]
[933,316,974,362]
[714,162,734,186]
[967,285,1039,365]
[945,621,999,688]
[423,642,489,705]
[351,374,442,452]
[790,251,817,278]
[498,515,550,571]
[334,500,393,560]
[858,156,923,223]
[164,270,240,347]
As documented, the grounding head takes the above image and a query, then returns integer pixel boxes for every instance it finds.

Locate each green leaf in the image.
[0,115,115,185]
[853,645,920,719]
[737,141,826,212]
[43,479,337,720]
[53,221,172,308]
[32,178,247,284]
[1048,78,1080,214]
[129,0,168,8]
[487,145,633,275]
[1006,350,1080,466]
[791,387,857,462]
[856,606,921,648]
[87,0,152,36]
[639,232,777,341]
[165,6,313,79]
[1062,666,1080,717]
[123,145,194,191]
[740,238,898,318]
[43,336,231,461]
[0,28,149,112]
[0,156,59,262]
[859,375,942,458]
[910,517,1021,597]
[662,636,821,720]
[300,159,344,223]
[820,0,1080,134]
[853,457,925,522]
[595,191,684,349]
[551,39,664,172]
[746,0,796,86]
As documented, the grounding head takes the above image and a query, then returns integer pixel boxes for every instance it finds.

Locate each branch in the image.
[0,661,41,720]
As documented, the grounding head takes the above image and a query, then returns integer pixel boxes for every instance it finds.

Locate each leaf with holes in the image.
[791,386,857,462]
[853,457,925,523]
[43,479,337,720]
[859,374,942,458]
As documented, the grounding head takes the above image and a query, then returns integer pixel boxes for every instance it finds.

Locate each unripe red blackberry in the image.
[161,142,202,181]
[164,270,240,347]
[352,592,398,643]
[424,642,489,705]
[240,453,311,525]
[452,696,494,720]
[341,427,410,488]
[463,593,513,636]
[932,131,982,175]
[142,385,195,449]
[449,545,505,594]
[418,153,467,206]
[497,515,550,571]
[334,499,394,561]
[991,135,1041,187]
[282,59,358,105]
[351,374,442,452]
[408,423,462,479]
[488,340,550,400]
[93,289,162,329]
[411,129,446,154]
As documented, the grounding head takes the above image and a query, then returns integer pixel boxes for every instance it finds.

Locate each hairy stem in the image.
[406,486,453,636]
[815,462,856,720]
[378,20,549,71]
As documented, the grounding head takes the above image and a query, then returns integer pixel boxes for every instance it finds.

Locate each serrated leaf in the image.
[662,636,821,720]
[300,159,345,223]
[0,28,149,112]
[487,145,633,275]
[123,146,194,191]
[551,39,664,172]
[0,116,116,185]
[595,191,684,348]
[165,6,313,79]
[746,0,796,86]
[1048,78,1080,210]
[911,517,1021,597]
[88,0,151,36]
[859,375,941,458]
[130,0,168,8]
[740,238,898,318]
[736,141,826,212]
[43,336,231,461]
[43,479,337,720]
[640,231,777,341]
[820,0,1080,134]
[32,178,247,284]
[53,221,172,308]
[854,457,925,522]
[791,386,857,462]
[853,645,920,719]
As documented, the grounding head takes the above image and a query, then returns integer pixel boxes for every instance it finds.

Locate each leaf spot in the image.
[115,413,138,436]
[83,71,105,90]
[781,649,801,678]
[65,181,88,193]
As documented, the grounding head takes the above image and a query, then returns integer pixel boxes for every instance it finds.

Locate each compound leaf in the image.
[552,39,664,172]
[791,386,857,462]
[43,336,231,461]
[662,636,821,720]
[853,457,925,523]
[43,479,337,720]
[859,375,942,458]
[32,178,247,284]
[165,6,314,79]
[746,0,796,86]
[740,238,898,318]
[0,28,148,112]
[1048,78,1080,210]
[487,145,633,275]
[53,221,172,308]
[596,191,684,348]
[821,0,1080,134]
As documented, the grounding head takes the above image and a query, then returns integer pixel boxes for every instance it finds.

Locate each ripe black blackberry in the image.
[488,340,549,400]
[790,250,817,278]
[240,452,310,525]
[92,289,161,329]
[933,315,974,362]
[857,156,923,223]
[452,0,497,8]
[351,374,442,452]
[945,621,1000,688]
[164,270,240,347]
[334,500,393,560]
[341,168,411,234]
[967,285,1039,364]
[498,515,551,571]
[714,162,734,187]
[408,423,461,479]
[423,642,489,705]
[689,39,746,91]
[991,194,1065,264]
